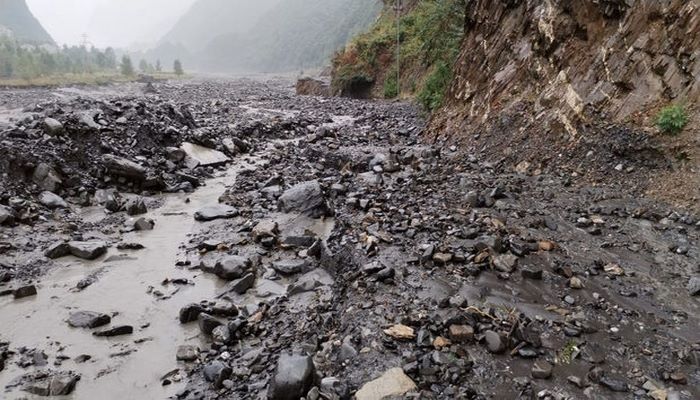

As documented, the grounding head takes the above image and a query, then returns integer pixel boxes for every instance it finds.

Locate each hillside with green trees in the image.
[331,0,465,110]
[0,36,119,81]
[0,0,53,43]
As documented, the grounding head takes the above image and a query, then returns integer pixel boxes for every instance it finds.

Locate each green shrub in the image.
[656,104,688,135]
[383,72,398,98]
[417,61,452,111]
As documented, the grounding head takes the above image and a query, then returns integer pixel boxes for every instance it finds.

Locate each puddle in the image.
[0,146,334,399]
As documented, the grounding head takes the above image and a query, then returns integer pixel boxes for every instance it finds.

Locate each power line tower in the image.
[394,0,402,96]
[80,33,93,49]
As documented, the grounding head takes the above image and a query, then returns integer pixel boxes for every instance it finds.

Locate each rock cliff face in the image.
[430,0,699,208]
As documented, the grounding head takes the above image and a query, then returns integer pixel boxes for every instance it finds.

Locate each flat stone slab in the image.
[181,142,230,168]
[194,204,239,221]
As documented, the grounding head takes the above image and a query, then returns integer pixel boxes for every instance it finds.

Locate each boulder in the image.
[102,154,147,181]
[125,197,147,215]
[213,256,251,280]
[0,205,16,226]
[67,241,107,260]
[267,353,315,400]
[43,117,64,135]
[32,163,62,192]
[278,180,331,218]
[203,361,231,389]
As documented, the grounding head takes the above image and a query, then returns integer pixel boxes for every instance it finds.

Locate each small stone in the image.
[531,360,553,379]
[383,324,415,340]
[176,345,197,362]
[179,303,204,323]
[600,375,629,392]
[432,253,453,263]
[67,241,108,260]
[355,368,416,400]
[484,330,505,353]
[68,311,111,328]
[125,197,147,215]
[203,361,231,389]
[228,272,255,294]
[492,254,518,272]
[687,277,700,296]
[134,217,155,231]
[198,314,222,335]
[93,325,133,337]
[271,259,308,275]
[448,325,474,343]
[569,277,584,289]
[194,204,239,221]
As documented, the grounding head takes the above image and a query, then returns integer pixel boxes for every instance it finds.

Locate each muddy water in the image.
[0,155,280,399]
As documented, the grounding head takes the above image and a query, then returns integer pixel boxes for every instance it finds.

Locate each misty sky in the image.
[26,0,197,49]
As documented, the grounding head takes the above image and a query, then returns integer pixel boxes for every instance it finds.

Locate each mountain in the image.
[0,0,53,43]
[159,0,282,52]
[202,0,382,72]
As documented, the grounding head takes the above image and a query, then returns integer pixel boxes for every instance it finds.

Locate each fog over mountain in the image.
[0,0,53,43]
[26,0,195,48]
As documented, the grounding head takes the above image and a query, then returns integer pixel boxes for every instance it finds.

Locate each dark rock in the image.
[179,303,204,323]
[23,371,79,396]
[67,311,111,328]
[271,259,308,275]
[600,375,629,392]
[484,330,506,353]
[267,353,315,400]
[213,256,251,280]
[68,241,108,260]
[103,154,147,180]
[44,242,71,259]
[125,197,147,216]
[93,325,133,337]
[0,205,16,226]
[194,204,239,221]
[228,273,255,294]
[203,361,231,389]
[13,285,37,299]
[198,313,222,335]
[33,163,62,192]
[134,217,155,231]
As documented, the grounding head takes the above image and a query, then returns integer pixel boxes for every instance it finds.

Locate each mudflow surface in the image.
[0,78,699,400]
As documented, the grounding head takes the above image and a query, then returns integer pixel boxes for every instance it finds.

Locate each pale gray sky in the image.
[26,0,197,48]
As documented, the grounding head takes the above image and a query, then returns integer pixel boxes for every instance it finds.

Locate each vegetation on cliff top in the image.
[332,0,465,111]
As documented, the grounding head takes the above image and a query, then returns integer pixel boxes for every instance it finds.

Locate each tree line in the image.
[0,36,184,80]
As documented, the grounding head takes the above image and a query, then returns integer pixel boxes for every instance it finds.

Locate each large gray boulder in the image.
[278,180,331,218]
[0,205,16,226]
[194,204,239,221]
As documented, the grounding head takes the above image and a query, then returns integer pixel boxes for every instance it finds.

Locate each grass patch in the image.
[383,71,398,99]
[656,104,688,135]
[417,61,452,111]
[0,72,182,88]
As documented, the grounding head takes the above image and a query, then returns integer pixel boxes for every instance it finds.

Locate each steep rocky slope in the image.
[430,0,699,209]
[0,0,53,43]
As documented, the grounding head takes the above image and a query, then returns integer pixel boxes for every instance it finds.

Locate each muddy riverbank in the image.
[0,78,698,399]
